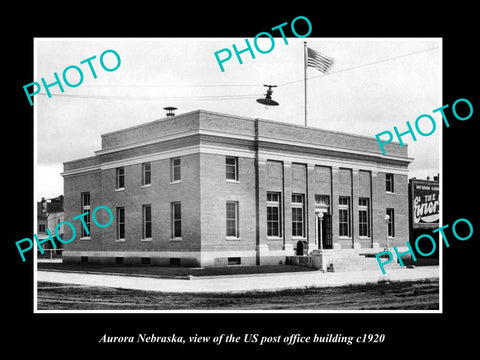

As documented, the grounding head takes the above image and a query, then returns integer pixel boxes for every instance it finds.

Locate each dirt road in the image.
[37,279,439,311]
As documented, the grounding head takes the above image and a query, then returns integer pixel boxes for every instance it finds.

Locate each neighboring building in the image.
[37,195,65,256]
[37,201,48,237]
[46,195,65,240]
[61,110,413,267]
[408,176,440,259]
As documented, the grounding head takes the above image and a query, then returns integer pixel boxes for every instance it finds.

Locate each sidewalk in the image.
[37,266,439,293]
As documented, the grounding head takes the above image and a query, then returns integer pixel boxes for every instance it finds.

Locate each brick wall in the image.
[63,153,202,264]
[97,109,409,158]
[256,117,409,157]
[101,111,201,150]
[62,110,411,267]
[371,172,409,248]
[199,153,257,253]
[63,170,103,254]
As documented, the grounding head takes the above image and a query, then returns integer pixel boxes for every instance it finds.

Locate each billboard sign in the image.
[412,181,439,227]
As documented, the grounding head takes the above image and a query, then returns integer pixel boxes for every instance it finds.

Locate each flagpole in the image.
[304,41,307,127]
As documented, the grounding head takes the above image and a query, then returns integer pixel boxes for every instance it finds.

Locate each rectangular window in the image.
[339,196,351,237]
[226,156,238,181]
[226,201,239,238]
[267,192,279,202]
[171,202,182,239]
[82,192,90,207]
[141,162,151,186]
[315,194,330,207]
[171,158,181,182]
[267,192,281,237]
[359,198,370,237]
[116,167,125,189]
[386,173,394,193]
[386,208,395,237]
[81,192,91,238]
[291,194,305,237]
[142,204,152,239]
[116,207,125,240]
[227,257,241,266]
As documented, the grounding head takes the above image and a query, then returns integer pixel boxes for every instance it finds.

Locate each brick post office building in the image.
[61,110,412,267]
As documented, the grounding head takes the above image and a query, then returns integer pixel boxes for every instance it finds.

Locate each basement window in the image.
[170,258,181,267]
[227,257,241,266]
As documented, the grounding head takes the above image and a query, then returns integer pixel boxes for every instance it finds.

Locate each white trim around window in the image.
[116,207,125,242]
[171,202,182,240]
[170,157,182,184]
[226,201,240,239]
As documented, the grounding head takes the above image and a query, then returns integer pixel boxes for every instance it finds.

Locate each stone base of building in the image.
[62,243,394,269]
[63,248,296,268]
[63,251,202,267]
[288,248,387,272]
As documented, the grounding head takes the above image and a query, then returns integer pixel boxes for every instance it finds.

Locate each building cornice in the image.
[62,142,410,178]
[61,165,101,178]
[94,127,412,162]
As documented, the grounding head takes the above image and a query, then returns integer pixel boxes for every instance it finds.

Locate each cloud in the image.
[35,38,441,197]
[35,163,63,201]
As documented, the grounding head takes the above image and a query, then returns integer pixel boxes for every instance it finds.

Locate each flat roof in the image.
[99,109,410,157]
[63,109,413,174]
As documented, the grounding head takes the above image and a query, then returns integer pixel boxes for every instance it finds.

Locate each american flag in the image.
[307,47,334,73]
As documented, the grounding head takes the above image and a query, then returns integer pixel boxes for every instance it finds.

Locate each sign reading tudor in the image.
[412,182,439,226]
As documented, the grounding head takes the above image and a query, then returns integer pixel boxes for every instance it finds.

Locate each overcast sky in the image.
[35,37,441,200]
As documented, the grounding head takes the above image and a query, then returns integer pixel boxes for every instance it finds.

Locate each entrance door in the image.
[319,214,333,249]
[296,240,308,255]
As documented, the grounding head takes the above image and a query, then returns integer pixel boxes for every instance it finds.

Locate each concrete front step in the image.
[326,256,383,272]
[325,253,405,272]
[288,249,406,272]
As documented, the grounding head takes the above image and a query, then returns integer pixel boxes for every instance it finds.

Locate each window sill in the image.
[267,236,283,240]
[80,237,91,241]
[339,236,352,240]
[385,191,395,195]
[169,180,182,185]
[141,238,152,242]
[170,238,182,242]
[115,188,125,192]
[115,239,126,242]
[226,179,239,183]
[358,236,371,240]
[226,237,241,241]
[292,236,306,240]
[140,184,151,189]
